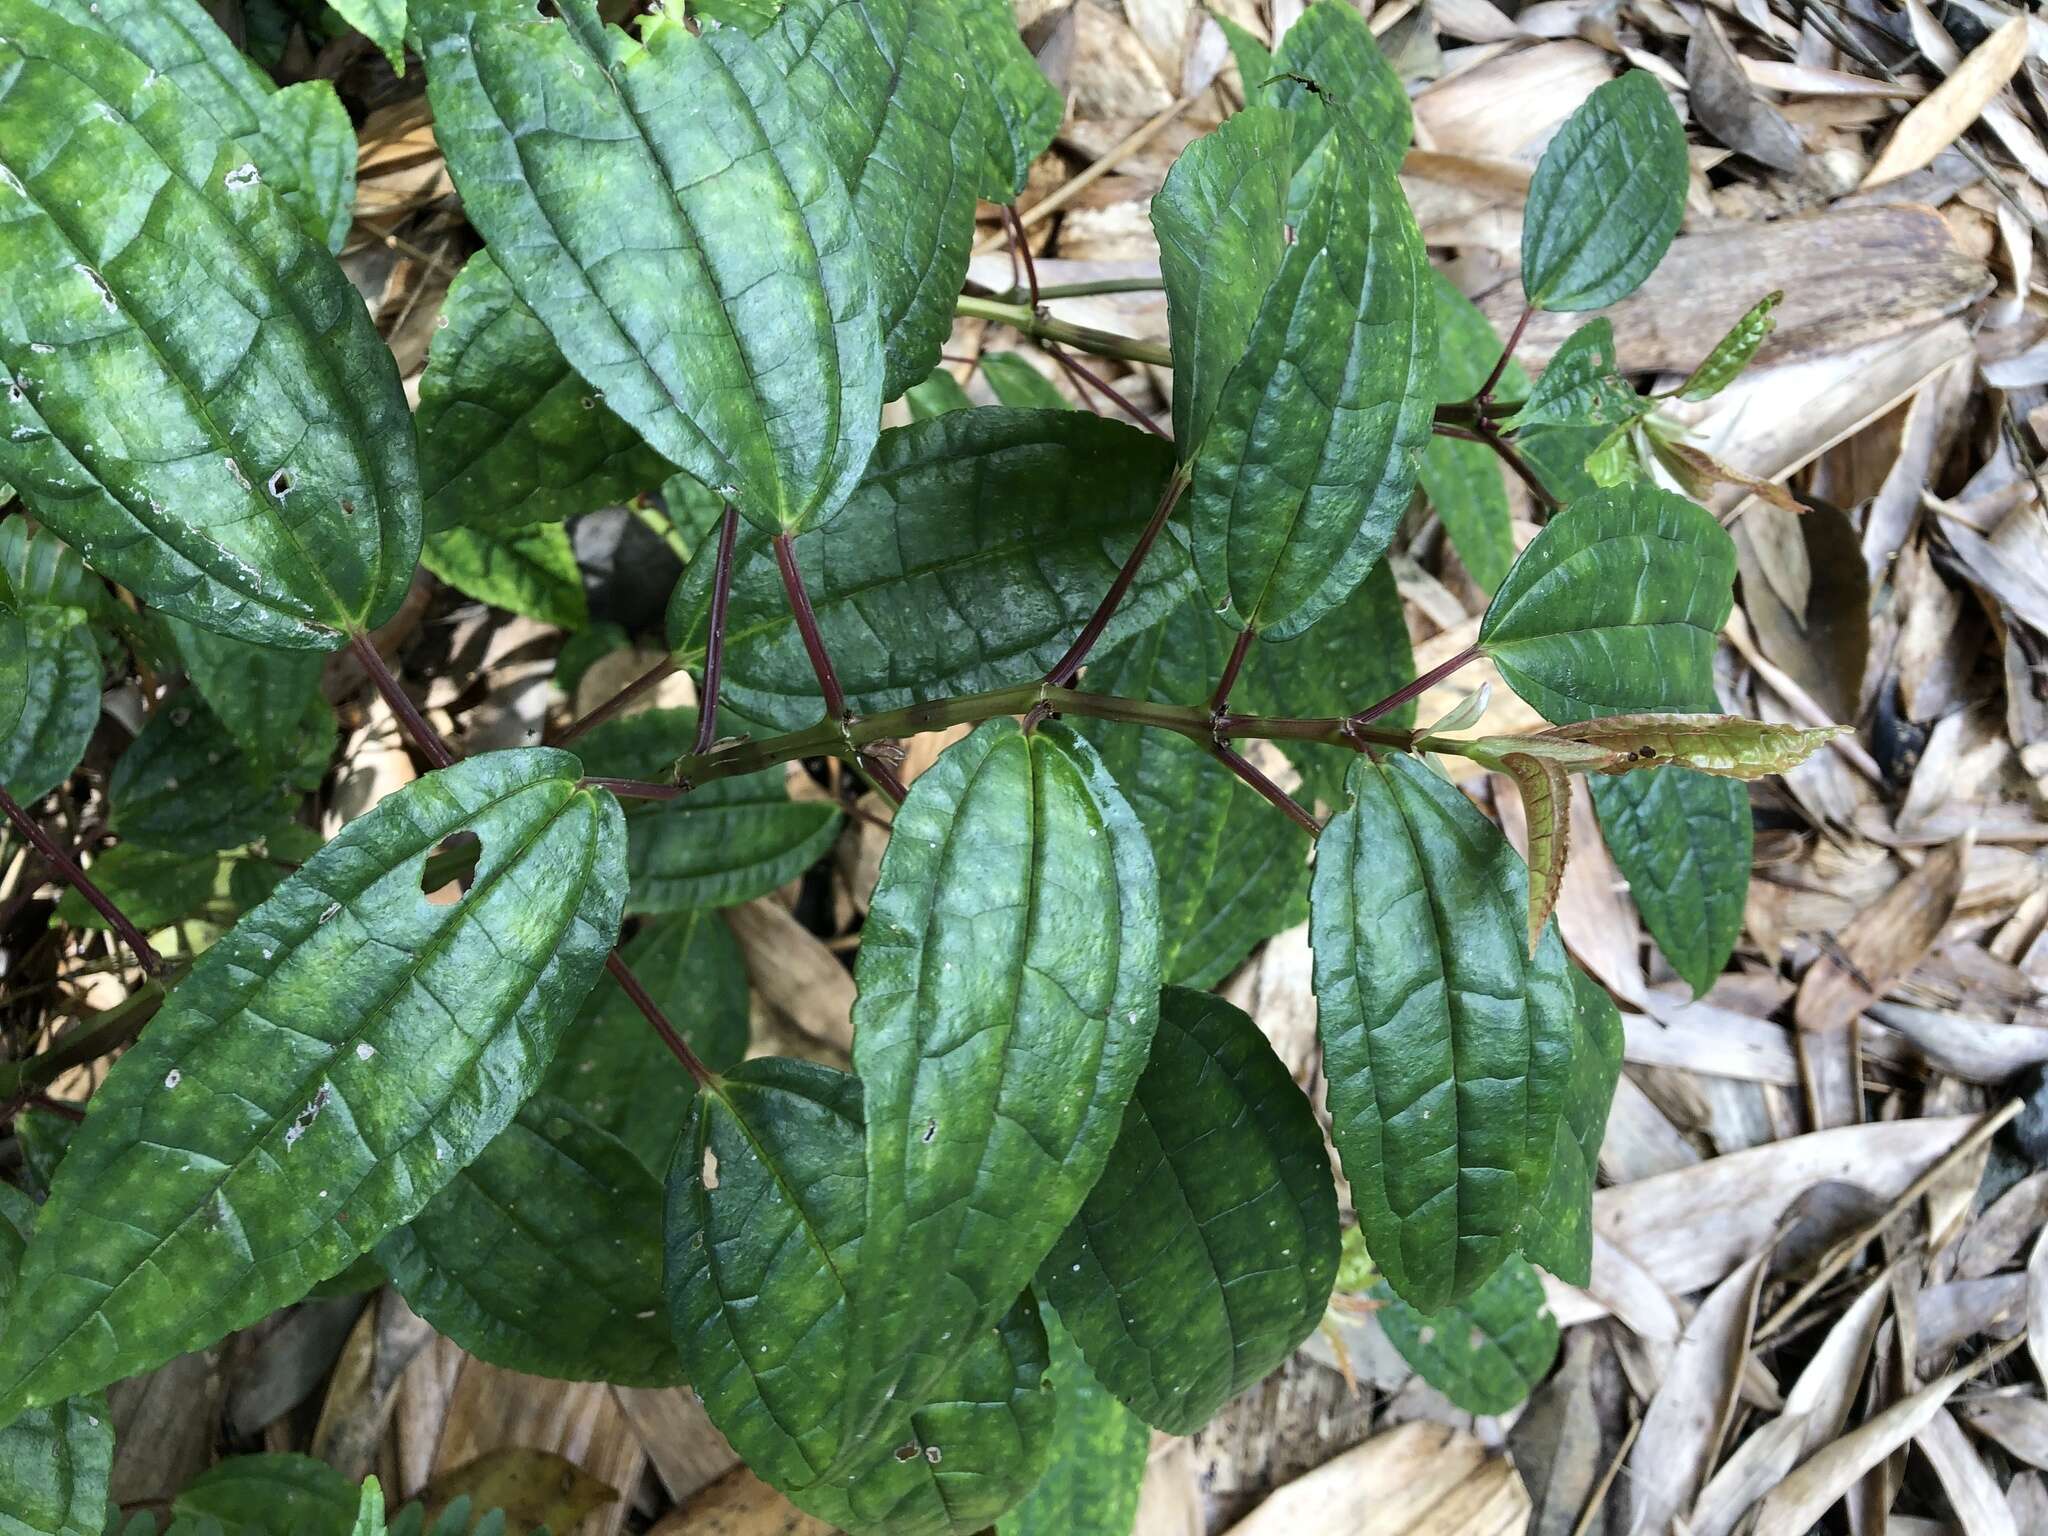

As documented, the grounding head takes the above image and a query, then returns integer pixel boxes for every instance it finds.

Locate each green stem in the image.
[989,276,1167,301]
[955,296,1173,369]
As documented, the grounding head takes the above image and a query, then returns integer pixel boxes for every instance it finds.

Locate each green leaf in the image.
[957,0,1064,199]
[996,1308,1149,1536]
[0,0,421,649]
[172,1455,359,1536]
[1153,106,1290,456]
[416,252,673,536]
[665,410,1189,733]
[1679,291,1782,401]
[377,1092,682,1387]
[1518,966,1621,1285]
[1308,752,1583,1312]
[415,0,882,536]
[1269,0,1411,163]
[576,707,840,912]
[1189,126,1436,640]
[54,844,235,933]
[905,366,975,420]
[0,605,98,805]
[762,0,984,400]
[1040,988,1339,1433]
[1169,783,1311,989]
[0,598,25,747]
[351,1479,385,1536]
[1541,714,1847,779]
[665,1058,1057,1535]
[37,0,358,251]
[165,616,327,765]
[1477,485,1736,724]
[1520,71,1688,312]
[1501,320,1644,433]
[1213,13,1275,98]
[979,353,1070,412]
[108,693,332,856]
[0,749,627,1420]
[1589,769,1747,998]
[421,522,589,631]
[543,909,749,1174]
[1372,1254,1559,1415]
[846,719,1160,1453]
[330,0,409,72]
[1515,425,1607,506]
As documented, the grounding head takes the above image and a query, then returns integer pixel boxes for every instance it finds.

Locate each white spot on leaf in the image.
[224,163,260,190]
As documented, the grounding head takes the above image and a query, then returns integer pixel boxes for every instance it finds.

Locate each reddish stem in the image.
[1209,628,1256,717]
[555,658,676,747]
[349,631,455,770]
[1004,205,1041,306]
[1044,471,1189,688]
[1477,304,1533,405]
[605,951,712,1086]
[692,503,742,756]
[583,776,685,801]
[1351,645,1483,729]
[1210,742,1320,838]
[1050,346,1171,440]
[771,532,909,805]
[0,784,163,976]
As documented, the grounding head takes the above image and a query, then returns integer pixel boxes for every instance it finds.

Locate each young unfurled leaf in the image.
[1269,0,1412,164]
[1538,714,1847,779]
[1373,1254,1560,1416]
[1040,989,1339,1433]
[1501,752,1572,957]
[576,707,840,912]
[421,522,590,631]
[416,253,673,536]
[1153,107,1291,458]
[0,750,627,1421]
[665,411,1188,732]
[415,0,882,535]
[1309,753,1587,1311]
[1590,770,1750,998]
[0,1,420,649]
[1478,485,1736,724]
[1190,126,1436,640]
[665,1058,1057,1535]
[1646,429,1806,515]
[1501,320,1644,433]
[845,720,1160,1457]
[329,0,409,72]
[996,1309,1150,1536]
[1518,967,1621,1286]
[1679,291,1783,401]
[38,0,357,252]
[957,0,1065,198]
[376,1094,682,1387]
[164,617,328,766]
[1520,71,1689,312]
[762,0,985,400]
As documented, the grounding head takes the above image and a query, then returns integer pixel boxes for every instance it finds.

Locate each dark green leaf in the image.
[762,0,983,400]
[377,1093,682,1387]
[1373,1254,1559,1415]
[37,0,357,251]
[330,0,408,72]
[421,522,589,631]
[1189,127,1435,640]
[172,1455,358,1536]
[1041,988,1338,1432]
[0,749,627,1420]
[1269,0,1411,163]
[1590,768,1748,998]
[1521,71,1689,312]
[543,909,749,1173]
[0,605,98,805]
[1501,319,1643,432]
[54,844,235,933]
[165,616,327,765]
[0,598,25,746]
[576,707,841,912]
[416,252,673,536]
[957,0,1064,199]
[108,693,332,856]
[905,366,975,421]
[0,0,421,648]
[1679,291,1782,401]
[979,353,1070,412]
[846,719,1160,1452]
[0,1189,111,1536]
[1518,967,1621,1286]
[1153,106,1290,456]
[1212,13,1274,98]
[1168,784,1311,989]
[1477,485,1735,724]
[415,0,882,536]
[1515,425,1608,506]
[995,1308,1149,1536]
[666,410,1189,733]
[1423,274,1528,594]
[1308,752,1582,1312]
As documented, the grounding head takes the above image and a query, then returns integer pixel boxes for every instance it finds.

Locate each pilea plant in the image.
[0,0,1843,1530]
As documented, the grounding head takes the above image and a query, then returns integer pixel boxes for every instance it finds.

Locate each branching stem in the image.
[0,784,163,976]
[692,503,742,757]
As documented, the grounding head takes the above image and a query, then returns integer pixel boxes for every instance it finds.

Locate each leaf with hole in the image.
[0,0,420,649]
[415,0,882,536]
[1520,70,1689,311]
[845,718,1160,1459]
[665,410,1188,733]
[1373,1254,1560,1415]
[376,1093,681,1387]
[1040,988,1339,1433]
[421,522,590,631]
[0,749,627,1422]
[1477,485,1736,724]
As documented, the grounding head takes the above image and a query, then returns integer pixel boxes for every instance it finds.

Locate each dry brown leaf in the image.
[1219,1422,1529,1536]
[1687,12,1807,172]
[1133,1435,1205,1536]
[1918,1405,2022,1536]
[645,1463,831,1535]
[1862,16,2031,187]
[422,1447,619,1536]
[1901,0,2048,184]
[1955,1393,2048,1471]
[1956,1172,2048,1278]
[430,1362,643,1536]
[612,1386,742,1505]
[725,900,855,1055]
[2029,1222,2048,1386]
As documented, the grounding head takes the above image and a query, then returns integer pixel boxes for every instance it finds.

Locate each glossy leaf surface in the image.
[1478,486,1736,724]
[996,1309,1149,1536]
[957,0,1064,198]
[1520,71,1689,311]
[165,616,327,765]
[0,750,627,1419]
[847,719,1160,1448]
[1041,989,1339,1432]
[0,602,97,805]
[0,1189,110,1536]
[1589,768,1748,998]
[0,0,420,647]
[421,522,590,632]
[1373,1254,1559,1415]
[1518,967,1621,1285]
[377,1093,681,1387]
[1421,275,1526,594]
[1502,319,1643,432]
[666,410,1187,732]
[415,0,882,535]
[1269,0,1411,163]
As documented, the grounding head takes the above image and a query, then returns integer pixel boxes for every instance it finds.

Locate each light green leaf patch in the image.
[1373,1254,1559,1416]
[330,0,410,72]
[1501,319,1643,433]
[422,522,590,632]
